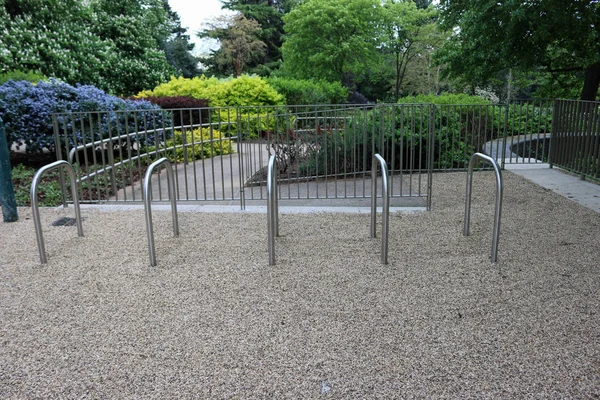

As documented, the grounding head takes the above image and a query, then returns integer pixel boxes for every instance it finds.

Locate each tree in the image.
[280,0,381,84]
[399,22,450,97]
[160,0,200,78]
[89,0,174,94]
[0,0,176,95]
[0,0,111,88]
[436,0,600,100]
[413,0,433,9]
[380,0,438,101]
[220,0,300,75]
[200,14,267,78]
[164,37,199,78]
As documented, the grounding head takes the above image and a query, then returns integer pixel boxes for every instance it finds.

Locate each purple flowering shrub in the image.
[0,79,168,156]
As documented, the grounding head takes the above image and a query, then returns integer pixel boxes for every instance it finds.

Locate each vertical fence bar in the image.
[267,155,278,265]
[52,114,68,207]
[427,105,435,211]
[237,107,246,210]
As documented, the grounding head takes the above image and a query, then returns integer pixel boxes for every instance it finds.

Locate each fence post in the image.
[547,100,555,168]
[427,105,435,211]
[0,117,18,222]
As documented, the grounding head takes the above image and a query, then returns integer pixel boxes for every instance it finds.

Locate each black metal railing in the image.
[52,99,579,208]
[550,99,600,181]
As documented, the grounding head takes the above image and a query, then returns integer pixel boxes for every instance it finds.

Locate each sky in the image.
[168,0,234,55]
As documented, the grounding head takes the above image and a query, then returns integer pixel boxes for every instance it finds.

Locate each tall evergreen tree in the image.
[160,0,199,78]
[199,14,266,77]
[215,0,299,75]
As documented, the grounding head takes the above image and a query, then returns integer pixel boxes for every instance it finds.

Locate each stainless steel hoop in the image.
[464,152,503,263]
[31,160,83,264]
[143,158,179,267]
[371,154,390,265]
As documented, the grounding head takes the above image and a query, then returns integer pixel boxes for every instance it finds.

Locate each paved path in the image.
[112,142,271,203]
[504,163,600,213]
[484,135,600,213]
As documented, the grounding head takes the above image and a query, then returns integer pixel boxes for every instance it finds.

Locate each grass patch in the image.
[11,163,62,207]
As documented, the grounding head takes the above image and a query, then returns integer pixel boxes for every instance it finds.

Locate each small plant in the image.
[11,164,62,207]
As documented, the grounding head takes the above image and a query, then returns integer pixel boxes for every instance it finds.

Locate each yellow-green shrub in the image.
[137,75,284,107]
[138,75,285,139]
[145,128,234,164]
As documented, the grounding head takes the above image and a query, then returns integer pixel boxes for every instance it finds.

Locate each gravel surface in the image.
[1,171,599,398]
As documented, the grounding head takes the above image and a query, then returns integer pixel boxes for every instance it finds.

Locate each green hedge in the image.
[267,77,348,105]
[138,75,284,107]
[138,75,285,139]
[0,70,47,85]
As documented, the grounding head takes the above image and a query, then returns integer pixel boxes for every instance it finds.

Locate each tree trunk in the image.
[580,63,600,101]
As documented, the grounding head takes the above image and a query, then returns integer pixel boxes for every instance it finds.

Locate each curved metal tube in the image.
[267,155,279,265]
[464,152,503,263]
[31,160,83,264]
[371,154,390,265]
[143,158,179,267]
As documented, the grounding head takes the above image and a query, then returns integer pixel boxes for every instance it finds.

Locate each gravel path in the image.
[1,171,599,398]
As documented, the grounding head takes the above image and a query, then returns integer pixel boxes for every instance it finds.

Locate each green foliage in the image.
[138,75,285,138]
[380,0,438,101]
[0,0,180,95]
[145,128,234,164]
[266,77,348,105]
[398,93,491,105]
[435,0,600,100]
[218,0,300,76]
[10,164,61,207]
[161,1,199,78]
[138,75,284,107]
[164,36,200,78]
[281,0,381,84]
[395,96,552,168]
[0,70,47,85]
[199,15,267,78]
[217,75,284,106]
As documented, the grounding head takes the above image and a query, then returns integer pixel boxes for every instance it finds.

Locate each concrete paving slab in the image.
[505,163,600,213]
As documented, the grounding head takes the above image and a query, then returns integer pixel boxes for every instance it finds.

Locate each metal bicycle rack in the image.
[267,155,279,266]
[371,154,390,265]
[31,161,84,264]
[464,152,503,263]
[143,158,179,267]
[267,154,390,266]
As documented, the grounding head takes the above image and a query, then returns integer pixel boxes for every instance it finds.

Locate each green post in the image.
[0,117,18,222]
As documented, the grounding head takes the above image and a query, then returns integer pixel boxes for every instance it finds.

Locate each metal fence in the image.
[52,100,558,208]
[444,99,554,168]
[550,99,600,181]
[52,104,434,208]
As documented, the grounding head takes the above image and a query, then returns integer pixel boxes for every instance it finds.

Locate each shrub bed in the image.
[0,79,164,156]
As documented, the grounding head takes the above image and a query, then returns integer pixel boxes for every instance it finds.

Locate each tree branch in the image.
[546,66,584,74]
